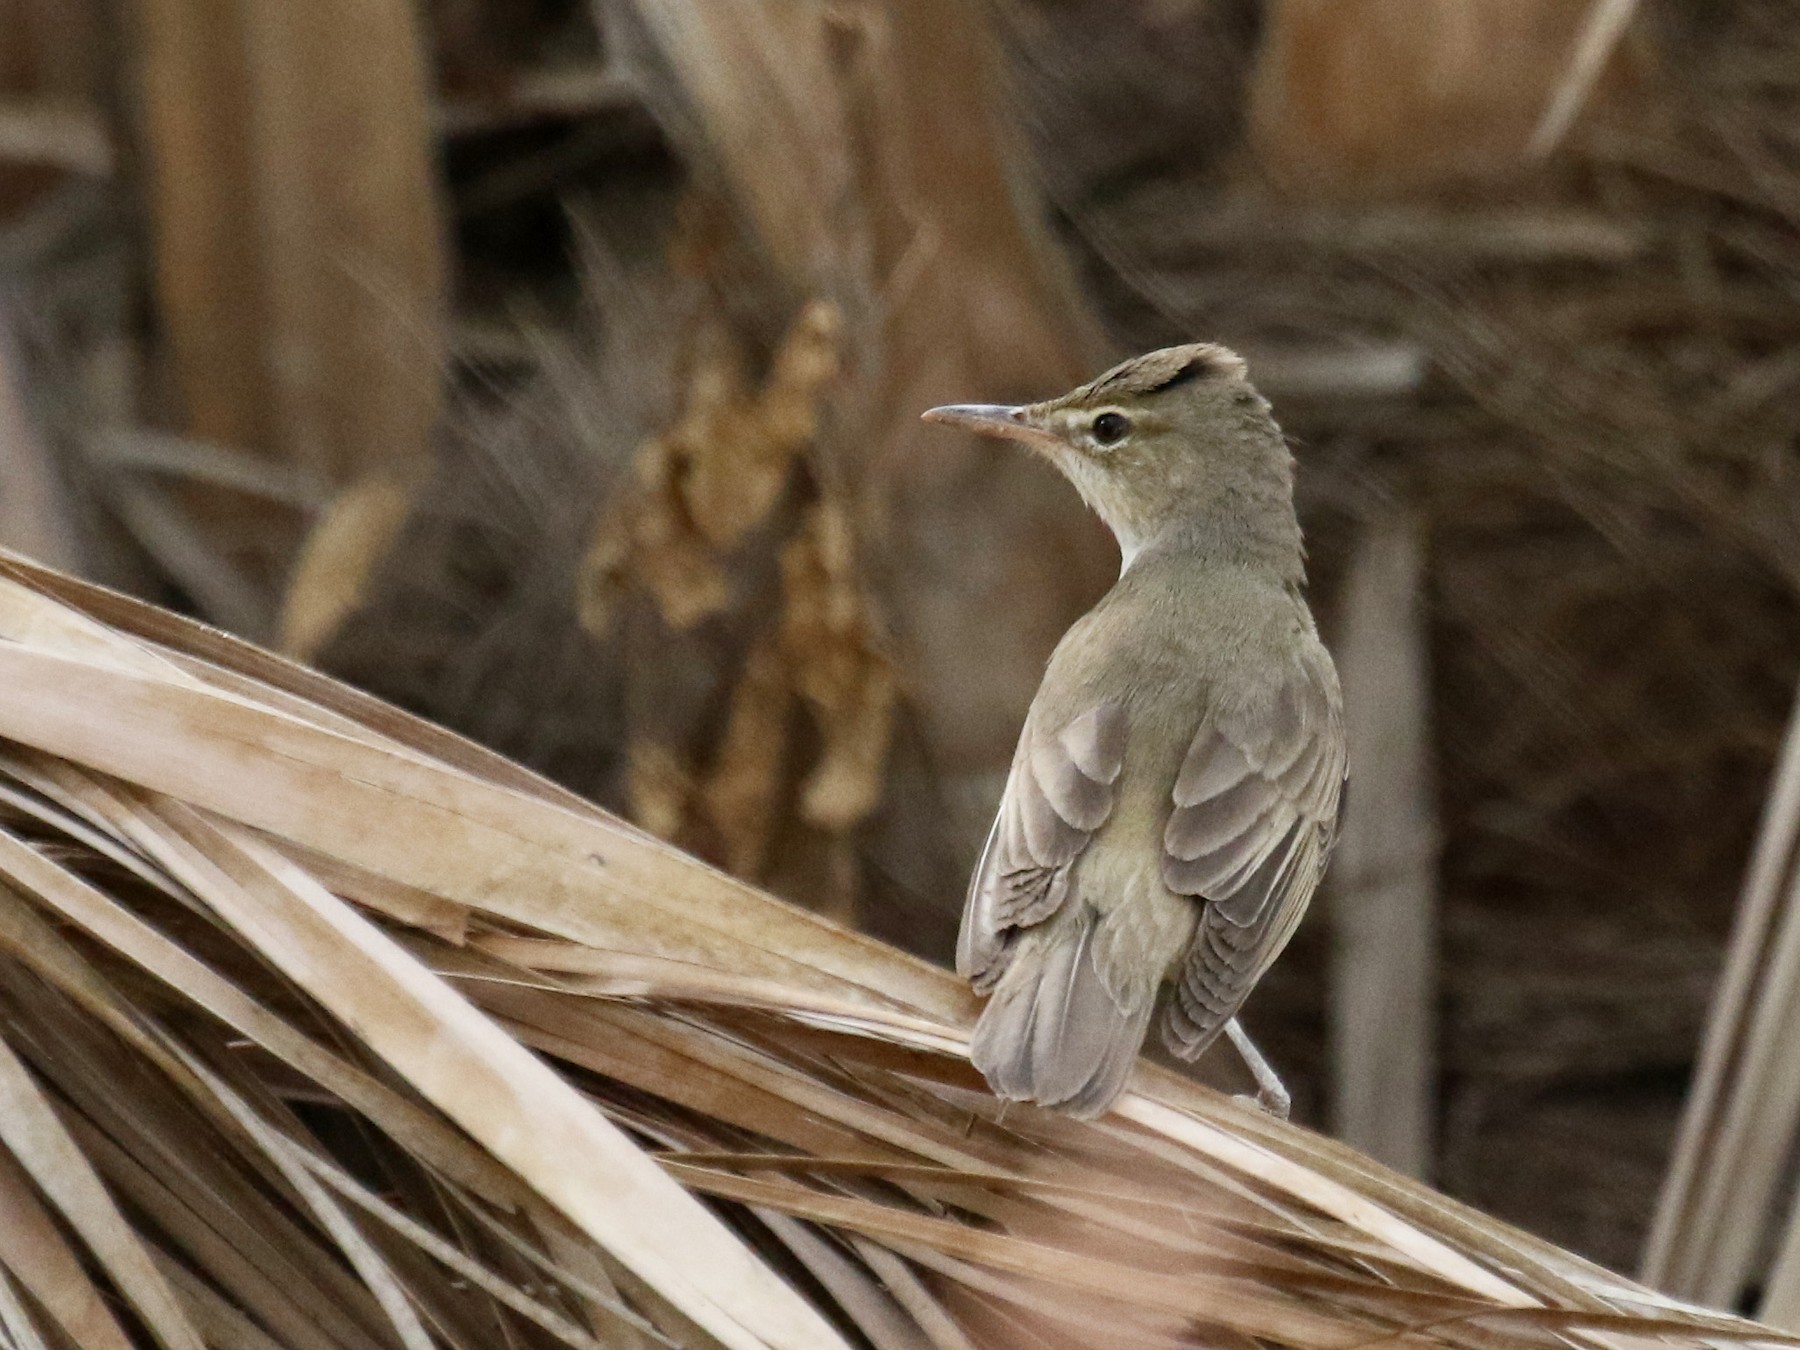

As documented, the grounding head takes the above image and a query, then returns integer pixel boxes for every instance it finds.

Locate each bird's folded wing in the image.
[1162,650,1345,1056]
[958,703,1126,991]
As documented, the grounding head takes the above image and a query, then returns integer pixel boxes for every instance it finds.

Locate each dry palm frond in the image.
[0,548,1782,1350]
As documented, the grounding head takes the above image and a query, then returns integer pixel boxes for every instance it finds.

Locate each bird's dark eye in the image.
[1092,411,1131,446]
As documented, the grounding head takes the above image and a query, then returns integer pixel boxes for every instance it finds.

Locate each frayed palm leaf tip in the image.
[0,547,1786,1350]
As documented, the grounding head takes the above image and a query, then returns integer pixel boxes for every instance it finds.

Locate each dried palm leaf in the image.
[0,548,1783,1350]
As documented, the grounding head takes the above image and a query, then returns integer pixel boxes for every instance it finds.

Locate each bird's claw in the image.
[1231,1086,1290,1120]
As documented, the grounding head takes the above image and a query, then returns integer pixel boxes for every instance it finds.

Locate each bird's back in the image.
[964,548,1342,1114]
[933,340,1342,1118]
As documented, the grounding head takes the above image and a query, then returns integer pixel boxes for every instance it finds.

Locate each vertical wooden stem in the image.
[134,0,446,481]
[1331,510,1438,1178]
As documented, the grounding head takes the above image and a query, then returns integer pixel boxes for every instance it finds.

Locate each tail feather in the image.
[969,906,1152,1118]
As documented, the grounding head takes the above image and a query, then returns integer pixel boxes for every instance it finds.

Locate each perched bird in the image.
[923,343,1345,1119]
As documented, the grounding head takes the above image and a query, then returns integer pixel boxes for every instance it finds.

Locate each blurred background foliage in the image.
[4,0,1800,1290]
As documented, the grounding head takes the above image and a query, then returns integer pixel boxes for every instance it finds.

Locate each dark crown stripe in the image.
[1142,357,1211,395]
[1087,343,1239,400]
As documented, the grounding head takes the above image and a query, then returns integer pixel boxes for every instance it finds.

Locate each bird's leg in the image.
[1225,1018,1290,1120]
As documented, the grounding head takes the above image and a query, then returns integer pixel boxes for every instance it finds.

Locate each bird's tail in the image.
[969,905,1153,1118]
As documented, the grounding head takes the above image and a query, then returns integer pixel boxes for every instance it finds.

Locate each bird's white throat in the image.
[1114,523,1154,576]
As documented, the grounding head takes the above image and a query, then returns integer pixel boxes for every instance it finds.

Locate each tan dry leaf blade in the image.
[0,547,1789,1350]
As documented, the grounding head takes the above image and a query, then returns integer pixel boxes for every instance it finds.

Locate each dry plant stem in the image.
[278,474,416,660]
[1330,513,1439,1179]
[135,0,446,632]
[1694,855,1800,1311]
[1644,675,1800,1301]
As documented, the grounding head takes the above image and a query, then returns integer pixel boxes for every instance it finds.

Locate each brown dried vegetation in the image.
[5,0,1800,1339]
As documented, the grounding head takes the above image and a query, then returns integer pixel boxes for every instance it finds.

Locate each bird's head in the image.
[922,343,1296,570]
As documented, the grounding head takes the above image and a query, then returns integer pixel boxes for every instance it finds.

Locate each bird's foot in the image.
[1225,1018,1291,1121]
[1231,1087,1291,1120]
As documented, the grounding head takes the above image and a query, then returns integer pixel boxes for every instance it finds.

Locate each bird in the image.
[922,342,1345,1119]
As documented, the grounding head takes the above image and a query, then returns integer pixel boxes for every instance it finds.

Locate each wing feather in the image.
[1059,705,1126,783]
[1163,650,1345,1060]
[1172,737,1255,807]
[1016,760,1083,865]
[958,703,1126,991]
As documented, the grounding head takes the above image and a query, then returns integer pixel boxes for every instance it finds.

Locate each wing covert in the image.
[958,702,1125,991]
[1163,651,1345,1058]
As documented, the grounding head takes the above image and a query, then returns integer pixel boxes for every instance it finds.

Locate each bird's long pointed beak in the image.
[921,403,1062,452]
